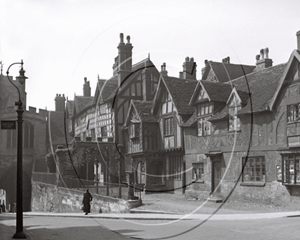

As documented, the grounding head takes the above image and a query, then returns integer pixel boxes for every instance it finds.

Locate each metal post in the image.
[6,61,27,239]
[13,101,26,239]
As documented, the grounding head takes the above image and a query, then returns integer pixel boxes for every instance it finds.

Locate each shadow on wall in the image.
[0,166,31,212]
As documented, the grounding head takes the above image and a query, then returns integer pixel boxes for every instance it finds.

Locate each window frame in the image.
[282,154,300,185]
[287,103,300,123]
[163,117,174,136]
[192,162,204,181]
[197,103,213,136]
[242,156,266,183]
[162,91,173,114]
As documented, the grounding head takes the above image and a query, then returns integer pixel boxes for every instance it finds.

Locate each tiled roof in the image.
[163,76,198,115]
[99,75,119,103]
[132,100,157,122]
[208,106,229,121]
[181,111,197,127]
[203,61,256,83]
[74,96,94,114]
[227,63,286,114]
[66,100,74,117]
[201,80,233,102]
[99,58,157,104]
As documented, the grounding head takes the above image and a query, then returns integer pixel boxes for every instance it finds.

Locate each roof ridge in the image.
[225,63,286,83]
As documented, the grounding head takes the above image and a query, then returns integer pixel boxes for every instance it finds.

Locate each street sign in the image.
[1,120,16,130]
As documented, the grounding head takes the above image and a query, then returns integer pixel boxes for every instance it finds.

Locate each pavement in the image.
[1,210,300,239]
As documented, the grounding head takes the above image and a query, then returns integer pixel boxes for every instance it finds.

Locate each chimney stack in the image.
[255,48,273,71]
[83,77,91,97]
[222,56,230,64]
[116,33,133,87]
[160,62,168,76]
[182,57,197,80]
[55,93,66,112]
[201,60,209,79]
[296,30,300,51]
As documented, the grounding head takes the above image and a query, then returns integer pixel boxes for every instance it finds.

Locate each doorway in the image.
[211,159,222,196]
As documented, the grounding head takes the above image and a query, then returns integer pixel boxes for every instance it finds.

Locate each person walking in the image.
[82,189,93,215]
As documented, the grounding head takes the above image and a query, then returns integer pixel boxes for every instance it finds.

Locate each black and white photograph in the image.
[1,0,300,239]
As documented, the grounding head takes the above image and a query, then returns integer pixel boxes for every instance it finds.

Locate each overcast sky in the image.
[1,0,300,111]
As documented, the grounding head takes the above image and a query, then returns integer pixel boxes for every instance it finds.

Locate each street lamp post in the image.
[6,60,27,239]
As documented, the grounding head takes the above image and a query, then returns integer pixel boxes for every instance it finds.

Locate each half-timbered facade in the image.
[184,37,300,204]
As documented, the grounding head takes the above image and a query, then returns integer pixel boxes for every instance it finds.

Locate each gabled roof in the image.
[95,58,158,106]
[99,75,119,103]
[269,50,300,110]
[65,100,74,118]
[181,110,197,127]
[202,61,256,83]
[227,63,286,114]
[157,76,197,115]
[93,79,107,105]
[132,100,157,122]
[73,96,94,115]
[190,80,233,105]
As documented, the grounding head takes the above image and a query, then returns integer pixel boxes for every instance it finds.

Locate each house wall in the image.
[183,84,299,204]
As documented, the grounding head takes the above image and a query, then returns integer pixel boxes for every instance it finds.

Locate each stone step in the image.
[207,196,223,203]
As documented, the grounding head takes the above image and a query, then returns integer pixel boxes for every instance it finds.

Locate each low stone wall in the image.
[31,181,141,213]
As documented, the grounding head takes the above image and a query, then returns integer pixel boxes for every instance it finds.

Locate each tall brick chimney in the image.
[55,94,66,112]
[296,30,300,51]
[182,57,197,80]
[83,77,91,97]
[160,62,168,76]
[116,33,133,87]
[255,48,273,71]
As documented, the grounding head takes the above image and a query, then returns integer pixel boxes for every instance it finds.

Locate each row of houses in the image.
[2,31,300,210]
[58,31,300,204]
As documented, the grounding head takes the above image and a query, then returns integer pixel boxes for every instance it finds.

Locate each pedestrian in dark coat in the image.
[82,189,93,215]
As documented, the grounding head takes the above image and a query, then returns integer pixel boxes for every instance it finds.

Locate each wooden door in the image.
[212,160,221,196]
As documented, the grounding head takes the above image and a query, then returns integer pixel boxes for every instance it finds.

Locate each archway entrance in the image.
[0,166,31,212]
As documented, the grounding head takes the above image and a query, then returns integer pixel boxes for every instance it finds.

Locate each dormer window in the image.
[129,123,140,138]
[197,103,213,136]
[229,105,241,131]
[162,91,173,114]
[228,92,241,132]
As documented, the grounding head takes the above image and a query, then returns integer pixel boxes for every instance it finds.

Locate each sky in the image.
[1,0,300,111]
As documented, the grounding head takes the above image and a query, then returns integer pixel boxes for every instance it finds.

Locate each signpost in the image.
[1,120,16,130]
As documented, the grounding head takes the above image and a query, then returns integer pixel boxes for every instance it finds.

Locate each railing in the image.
[32,172,57,185]
[60,177,129,199]
[31,173,140,200]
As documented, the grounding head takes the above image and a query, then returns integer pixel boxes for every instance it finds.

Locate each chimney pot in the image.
[185,57,189,62]
[256,54,260,61]
[264,48,269,58]
[126,35,130,43]
[296,30,300,50]
[190,57,194,62]
[120,33,124,43]
[260,49,264,59]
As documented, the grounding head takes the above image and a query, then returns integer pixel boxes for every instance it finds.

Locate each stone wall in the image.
[31,181,141,213]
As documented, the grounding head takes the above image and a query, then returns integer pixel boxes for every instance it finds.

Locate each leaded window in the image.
[242,156,266,182]
[197,103,213,136]
[282,155,300,184]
